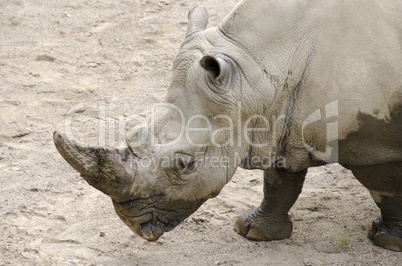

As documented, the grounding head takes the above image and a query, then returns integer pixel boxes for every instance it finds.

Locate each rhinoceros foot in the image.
[369,216,402,252]
[234,207,292,241]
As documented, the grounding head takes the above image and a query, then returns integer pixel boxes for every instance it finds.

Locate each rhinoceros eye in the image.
[172,154,197,174]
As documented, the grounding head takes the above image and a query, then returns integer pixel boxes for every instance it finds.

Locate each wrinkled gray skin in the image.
[54,0,402,251]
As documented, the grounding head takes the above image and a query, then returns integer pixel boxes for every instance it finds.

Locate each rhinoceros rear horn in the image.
[186,6,209,37]
[53,131,136,202]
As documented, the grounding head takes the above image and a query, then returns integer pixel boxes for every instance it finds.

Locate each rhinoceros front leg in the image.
[235,168,307,241]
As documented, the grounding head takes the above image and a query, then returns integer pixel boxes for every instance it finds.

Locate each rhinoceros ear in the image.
[186,6,209,37]
[200,55,228,80]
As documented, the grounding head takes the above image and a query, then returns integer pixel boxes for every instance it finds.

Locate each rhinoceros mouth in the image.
[138,220,172,241]
[112,198,207,241]
[136,209,175,241]
[112,199,177,241]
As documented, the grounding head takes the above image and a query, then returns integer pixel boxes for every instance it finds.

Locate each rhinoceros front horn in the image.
[53,131,136,202]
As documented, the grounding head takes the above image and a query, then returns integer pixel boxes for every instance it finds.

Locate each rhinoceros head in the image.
[54,6,273,241]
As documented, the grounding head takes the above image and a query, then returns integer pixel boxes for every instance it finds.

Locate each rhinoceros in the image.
[53,0,402,251]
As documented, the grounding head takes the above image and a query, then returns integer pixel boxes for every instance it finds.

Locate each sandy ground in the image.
[0,0,401,265]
